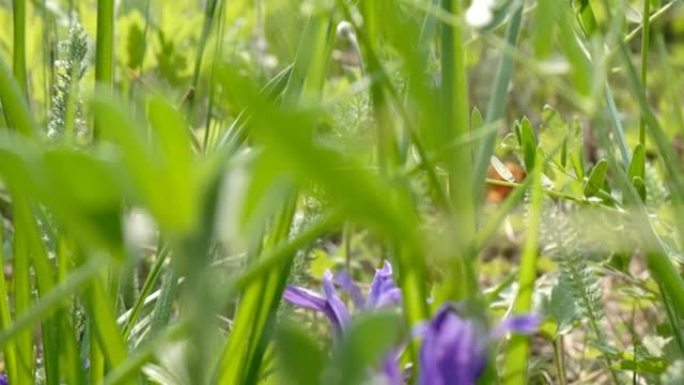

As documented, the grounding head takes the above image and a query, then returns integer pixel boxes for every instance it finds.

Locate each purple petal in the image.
[0,374,7,385]
[419,304,488,385]
[322,271,351,328]
[375,287,402,308]
[380,349,403,385]
[367,261,401,308]
[492,314,540,339]
[283,285,328,311]
[335,271,365,308]
[283,283,346,335]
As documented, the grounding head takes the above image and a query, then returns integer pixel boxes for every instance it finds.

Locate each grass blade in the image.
[501,149,543,385]
[12,0,28,96]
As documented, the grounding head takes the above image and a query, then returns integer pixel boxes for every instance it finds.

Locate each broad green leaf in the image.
[573,0,597,36]
[520,117,536,170]
[40,150,124,254]
[43,150,121,210]
[275,323,326,385]
[91,94,193,235]
[570,117,585,179]
[628,144,646,181]
[633,176,647,202]
[583,159,608,197]
[330,311,402,385]
[147,95,197,231]
[544,279,578,336]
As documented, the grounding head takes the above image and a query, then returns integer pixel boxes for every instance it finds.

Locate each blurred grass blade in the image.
[639,0,652,146]
[533,0,556,57]
[0,56,35,136]
[216,14,335,385]
[0,220,19,385]
[330,311,401,385]
[13,199,62,385]
[95,0,115,87]
[440,1,476,293]
[0,260,102,347]
[474,1,525,202]
[11,197,35,384]
[12,0,28,96]
[103,322,186,385]
[603,86,630,166]
[94,0,115,138]
[502,149,543,385]
[122,246,169,340]
[557,2,592,96]
[92,94,197,235]
[474,176,533,251]
[275,323,326,385]
[215,65,292,152]
[616,39,684,319]
[82,277,133,385]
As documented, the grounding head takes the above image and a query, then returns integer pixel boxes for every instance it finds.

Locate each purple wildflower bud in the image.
[335,261,402,311]
[0,373,8,385]
[283,261,404,384]
[492,314,541,339]
[283,261,403,330]
[418,304,540,385]
[367,261,402,309]
[334,271,366,308]
[321,271,351,328]
[283,271,350,335]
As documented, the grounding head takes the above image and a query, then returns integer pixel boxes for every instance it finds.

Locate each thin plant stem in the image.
[138,0,152,77]
[204,0,227,151]
[553,338,568,385]
[95,0,115,87]
[474,0,525,204]
[12,0,28,97]
[639,0,651,146]
[190,0,220,116]
[121,246,170,340]
[501,149,543,385]
[0,218,19,385]
[440,0,476,301]
[94,0,115,138]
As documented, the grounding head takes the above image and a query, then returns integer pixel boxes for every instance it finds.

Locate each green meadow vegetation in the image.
[1,0,684,384]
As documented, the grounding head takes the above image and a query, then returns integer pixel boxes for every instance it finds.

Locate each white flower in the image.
[465,0,497,29]
[123,208,157,250]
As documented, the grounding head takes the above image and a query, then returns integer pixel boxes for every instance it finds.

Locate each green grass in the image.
[1,1,684,384]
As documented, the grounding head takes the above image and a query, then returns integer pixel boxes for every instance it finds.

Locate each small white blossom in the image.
[123,208,157,250]
[465,0,497,29]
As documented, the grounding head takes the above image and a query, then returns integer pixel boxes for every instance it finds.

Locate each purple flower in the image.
[283,261,403,384]
[418,304,540,385]
[0,373,8,385]
[283,270,351,336]
[283,261,401,334]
